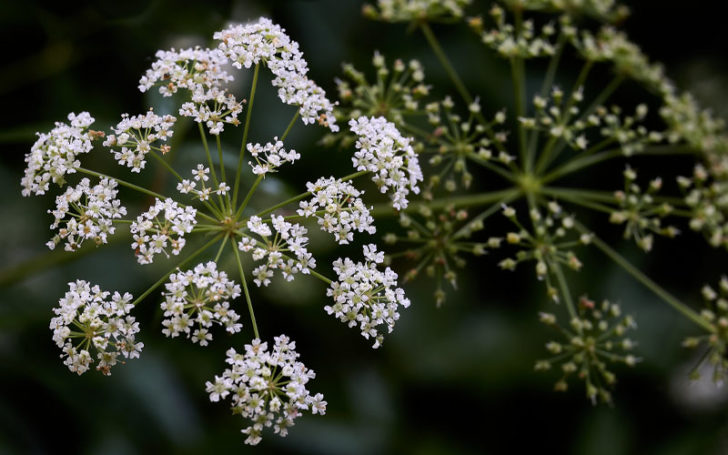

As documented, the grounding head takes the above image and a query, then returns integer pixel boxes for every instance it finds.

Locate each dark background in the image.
[2,1,728,454]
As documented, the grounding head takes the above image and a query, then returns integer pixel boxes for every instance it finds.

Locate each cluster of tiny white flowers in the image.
[326,244,410,348]
[21,112,97,197]
[176,164,230,201]
[205,335,326,445]
[239,216,315,287]
[47,177,127,252]
[349,116,422,210]
[161,262,242,345]
[50,280,143,375]
[214,18,339,132]
[103,110,177,172]
[365,0,472,22]
[130,198,197,264]
[298,177,376,244]
[480,5,557,58]
[139,47,243,135]
[246,138,300,175]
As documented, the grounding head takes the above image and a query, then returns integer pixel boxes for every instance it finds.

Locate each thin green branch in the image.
[231,236,259,339]
[233,62,260,209]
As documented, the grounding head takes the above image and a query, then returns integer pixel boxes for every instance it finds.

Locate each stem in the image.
[577,74,624,123]
[453,190,521,239]
[231,237,259,339]
[235,175,263,219]
[214,234,228,262]
[551,259,580,329]
[511,57,528,169]
[310,270,333,285]
[78,167,167,201]
[130,234,222,306]
[150,151,184,181]
[370,188,522,217]
[280,110,300,142]
[542,149,622,184]
[233,62,260,209]
[199,123,226,211]
[420,22,472,107]
[574,221,714,333]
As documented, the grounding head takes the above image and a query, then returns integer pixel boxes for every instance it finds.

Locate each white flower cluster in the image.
[239,216,315,287]
[246,138,300,175]
[161,262,242,345]
[205,335,326,445]
[349,116,422,210]
[177,164,230,201]
[326,244,411,348]
[130,198,197,264]
[366,0,472,22]
[139,47,243,135]
[21,112,97,197]
[47,177,126,252]
[214,18,339,132]
[50,280,143,375]
[298,177,376,244]
[103,110,177,172]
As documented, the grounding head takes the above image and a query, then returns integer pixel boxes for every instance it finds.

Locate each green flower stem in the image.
[150,150,184,181]
[78,167,166,200]
[467,154,518,182]
[231,236,259,339]
[234,175,263,219]
[280,109,300,142]
[541,187,614,214]
[214,234,228,262]
[551,258,581,334]
[253,170,370,218]
[233,63,260,209]
[198,123,226,211]
[510,56,528,170]
[573,220,714,333]
[216,135,232,213]
[370,188,521,217]
[310,270,333,285]
[541,149,622,184]
[130,234,223,307]
[419,21,506,154]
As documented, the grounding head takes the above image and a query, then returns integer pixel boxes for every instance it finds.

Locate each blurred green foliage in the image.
[2,0,728,453]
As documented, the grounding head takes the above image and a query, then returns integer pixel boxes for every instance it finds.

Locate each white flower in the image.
[298,176,376,244]
[214,18,339,132]
[47,177,127,251]
[238,215,315,286]
[176,164,229,202]
[21,112,97,196]
[205,335,325,445]
[139,47,243,135]
[104,109,177,172]
[130,198,197,264]
[247,138,300,175]
[326,244,411,348]
[349,116,422,210]
[50,280,143,375]
[161,261,242,344]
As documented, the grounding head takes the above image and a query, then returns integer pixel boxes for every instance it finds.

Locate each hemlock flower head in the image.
[21,112,97,197]
[50,280,143,376]
[47,177,127,251]
[298,176,376,244]
[363,0,472,23]
[247,138,300,175]
[214,18,339,132]
[326,244,411,348]
[130,198,197,265]
[161,261,243,345]
[239,215,315,287]
[349,116,423,210]
[104,109,177,173]
[205,335,325,445]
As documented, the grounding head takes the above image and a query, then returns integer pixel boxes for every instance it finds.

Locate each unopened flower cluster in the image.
[50,280,143,375]
[683,277,728,384]
[205,336,326,445]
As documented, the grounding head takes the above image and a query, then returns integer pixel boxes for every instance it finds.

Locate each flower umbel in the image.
[205,335,326,445]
